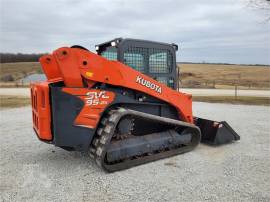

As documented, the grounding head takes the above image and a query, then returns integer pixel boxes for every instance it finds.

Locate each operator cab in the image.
[95,38,179,89]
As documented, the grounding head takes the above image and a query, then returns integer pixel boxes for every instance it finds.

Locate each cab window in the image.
[149,50,172,73]
[124,47,145,73]
[101,47,117,61]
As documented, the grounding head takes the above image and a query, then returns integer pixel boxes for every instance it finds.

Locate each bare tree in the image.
[246,0,270,22]
[0,53,46,63]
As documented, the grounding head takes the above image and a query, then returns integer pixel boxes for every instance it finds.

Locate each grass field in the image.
[179,63,270,89]
[1,62,269,89]
[0,62,42,82]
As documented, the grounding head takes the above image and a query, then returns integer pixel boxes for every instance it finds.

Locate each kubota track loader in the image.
[31,38,240,172]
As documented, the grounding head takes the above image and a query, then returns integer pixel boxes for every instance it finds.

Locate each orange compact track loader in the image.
[31,38,240,172]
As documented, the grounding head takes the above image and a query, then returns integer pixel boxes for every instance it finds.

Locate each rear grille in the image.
[30,82,52,141]
[31,88,39,130]
[31,89,35,129]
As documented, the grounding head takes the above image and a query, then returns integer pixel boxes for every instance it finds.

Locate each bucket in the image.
[195,117,240,145]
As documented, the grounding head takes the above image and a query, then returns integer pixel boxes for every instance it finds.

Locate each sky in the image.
[0,0,269,64]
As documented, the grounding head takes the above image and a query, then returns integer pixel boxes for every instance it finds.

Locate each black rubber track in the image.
[89,108,201,172]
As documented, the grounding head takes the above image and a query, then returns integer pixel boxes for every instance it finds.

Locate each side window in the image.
[149,50,172,73]
[156,77,174,88]
[101,47,117,61]
[124,47,146,73]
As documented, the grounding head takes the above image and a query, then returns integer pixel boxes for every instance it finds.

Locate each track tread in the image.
[89,108,201,172]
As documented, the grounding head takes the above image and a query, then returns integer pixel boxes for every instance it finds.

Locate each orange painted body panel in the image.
[39,55,62,81]
[53,48,84,87]
[30,81,52,141]
[39,47,194,126]
[62,88,115,128]
[51,47,193,123]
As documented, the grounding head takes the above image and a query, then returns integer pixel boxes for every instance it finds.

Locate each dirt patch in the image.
[0,95,30,108]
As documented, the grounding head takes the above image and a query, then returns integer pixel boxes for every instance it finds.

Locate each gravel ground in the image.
[1,102,270,202]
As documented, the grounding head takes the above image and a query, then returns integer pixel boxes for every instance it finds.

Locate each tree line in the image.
[0,53,47,63]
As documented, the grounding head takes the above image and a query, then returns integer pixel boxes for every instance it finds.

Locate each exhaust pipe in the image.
[194,117,240,145]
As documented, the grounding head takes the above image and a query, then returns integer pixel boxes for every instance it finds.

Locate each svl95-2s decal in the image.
[62,88,115,128]
[85,91,110,106]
